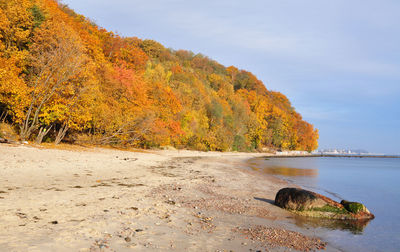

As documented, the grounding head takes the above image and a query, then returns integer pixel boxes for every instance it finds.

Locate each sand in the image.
[0,144,334,251]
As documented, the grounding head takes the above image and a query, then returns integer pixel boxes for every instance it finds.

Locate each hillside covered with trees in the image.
[0,0,318,151]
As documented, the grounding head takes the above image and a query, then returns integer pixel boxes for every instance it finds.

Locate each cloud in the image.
[119,0,400,80]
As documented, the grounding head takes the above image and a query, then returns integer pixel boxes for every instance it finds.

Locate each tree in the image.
[140,39,165,58]
[0,55,28,123]
[19,18,85,141]
[0,0,319,151]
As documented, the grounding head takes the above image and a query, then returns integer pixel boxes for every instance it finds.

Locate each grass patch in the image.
[310,205,349,214]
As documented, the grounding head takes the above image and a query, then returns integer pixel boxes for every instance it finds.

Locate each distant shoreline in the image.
[267,154,400,158]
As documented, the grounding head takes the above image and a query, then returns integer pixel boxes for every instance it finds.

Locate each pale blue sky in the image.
[62,0,400,154]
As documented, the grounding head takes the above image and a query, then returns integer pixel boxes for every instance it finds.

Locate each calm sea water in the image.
[248,157,400,252]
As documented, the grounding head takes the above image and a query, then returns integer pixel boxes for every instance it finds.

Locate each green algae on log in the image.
[340,200,370,214]
[275,188,374,220]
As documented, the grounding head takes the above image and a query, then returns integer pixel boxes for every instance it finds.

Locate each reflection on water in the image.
[262,166,318,177]
[248,161,318,177]
[292,215,372,235]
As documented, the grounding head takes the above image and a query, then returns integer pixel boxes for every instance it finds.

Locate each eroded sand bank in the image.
[0,145,334,251]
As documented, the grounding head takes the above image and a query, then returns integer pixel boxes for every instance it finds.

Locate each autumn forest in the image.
[0,0,318,151]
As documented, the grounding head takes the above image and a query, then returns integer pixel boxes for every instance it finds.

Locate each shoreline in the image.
[269,154,400,158]
[0,144,335,251]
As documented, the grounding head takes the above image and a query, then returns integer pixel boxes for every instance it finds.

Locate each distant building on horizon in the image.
[314,148,370,155]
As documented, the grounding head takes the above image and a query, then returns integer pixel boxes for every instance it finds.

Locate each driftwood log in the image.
[275,187,374,220]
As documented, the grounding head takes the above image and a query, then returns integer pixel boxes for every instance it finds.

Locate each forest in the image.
[0,0,318,152]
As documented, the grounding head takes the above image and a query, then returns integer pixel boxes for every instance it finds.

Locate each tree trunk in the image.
[35,125,52,145]
[0,111,8,123]
[55,123,69,145]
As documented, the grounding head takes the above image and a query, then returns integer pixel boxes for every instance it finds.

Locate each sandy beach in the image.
[0,144,332,251]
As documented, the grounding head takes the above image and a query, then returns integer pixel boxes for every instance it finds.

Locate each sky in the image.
[62,0,400,154]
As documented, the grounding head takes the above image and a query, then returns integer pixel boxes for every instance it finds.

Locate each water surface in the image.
[249,157,400,252]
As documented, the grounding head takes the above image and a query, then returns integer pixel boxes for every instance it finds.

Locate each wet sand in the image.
[0,145,334,251]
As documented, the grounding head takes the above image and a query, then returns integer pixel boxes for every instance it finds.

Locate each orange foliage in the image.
[0,0,318,151]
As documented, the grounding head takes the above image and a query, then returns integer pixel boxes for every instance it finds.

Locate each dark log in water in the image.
[275,187,375,220]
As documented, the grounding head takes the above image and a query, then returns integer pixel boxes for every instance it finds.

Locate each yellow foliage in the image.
[0,0,319,150]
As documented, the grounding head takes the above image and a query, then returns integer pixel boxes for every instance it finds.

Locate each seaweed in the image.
[341,201,365,214]
[310,205,349,214]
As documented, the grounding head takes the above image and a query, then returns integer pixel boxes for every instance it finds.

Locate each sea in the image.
[248,156,400,252]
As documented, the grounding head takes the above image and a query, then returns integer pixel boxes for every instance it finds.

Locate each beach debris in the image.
[0,137,8,143]
[166,198,176,205]
[116,227,136,242]
[16,212,27,219]
[233,225,327,252]
[46,187,64,191]
[194,212,216,232]
[122,157,138,162]
[91,182,112,187]
[275,187,374,220]
[50,220,58,224]
[91,239,109,250]
[116,183,145,188]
